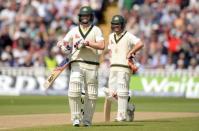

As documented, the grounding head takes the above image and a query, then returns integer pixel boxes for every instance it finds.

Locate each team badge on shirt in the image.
[75,34,80,39]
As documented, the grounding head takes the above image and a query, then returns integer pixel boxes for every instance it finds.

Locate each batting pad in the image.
[68,82,82,97]
[82,84,97,124]
[116,72,129,97]
[87,83,98,99]
[117,82,128,120]
[69,97,82,121]
[117,95,128,120]
[68,76,82,121]
[117,83,128,97]
[82,98,96,125]
[68,71,83,97]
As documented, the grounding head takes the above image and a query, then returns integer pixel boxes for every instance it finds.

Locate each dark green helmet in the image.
[78,6,94,23]
[78,6,93,16]
[111,15,126,26]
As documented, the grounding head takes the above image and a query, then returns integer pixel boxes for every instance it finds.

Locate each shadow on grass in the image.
[93,124,144,127]
[93,120,172,127]
[134,120,172,123]
[93,122,143,127]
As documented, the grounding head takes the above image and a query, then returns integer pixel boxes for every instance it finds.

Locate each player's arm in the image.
[57,31,73,47]
[126,33,144,59]
[84,27,105,50]
[57,30,73,53]
[84,40,105,50]
[127,40,144,59]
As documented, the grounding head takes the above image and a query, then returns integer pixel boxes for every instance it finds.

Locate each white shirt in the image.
[108,31,140,72]
[63,25,104,69]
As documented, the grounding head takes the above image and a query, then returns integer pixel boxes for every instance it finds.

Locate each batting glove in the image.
[74,40,88,50]
[128,57,140,73]
[61,45,72,55]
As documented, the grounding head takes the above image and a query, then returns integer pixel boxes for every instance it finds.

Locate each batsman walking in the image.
[57,6,105,126]
[105,15,144,121]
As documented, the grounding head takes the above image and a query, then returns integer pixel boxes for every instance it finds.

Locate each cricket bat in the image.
[44,39,83,89]
[104,98,112,121]
[44,58,70,89]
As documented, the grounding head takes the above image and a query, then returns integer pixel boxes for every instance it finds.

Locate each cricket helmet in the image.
[111,15,126,29]
[78,6,94,23]
[111,15,126,26]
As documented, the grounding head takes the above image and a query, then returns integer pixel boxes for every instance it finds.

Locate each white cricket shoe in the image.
[115,117,126,122]
[115,112,126,122]
[73,119,80,127]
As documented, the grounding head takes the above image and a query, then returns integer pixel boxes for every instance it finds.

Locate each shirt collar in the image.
[114,30,126,37]
[80,24,92,32]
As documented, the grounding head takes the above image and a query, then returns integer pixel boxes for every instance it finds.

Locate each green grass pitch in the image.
[0,96,199,131]
[12,117,199,131]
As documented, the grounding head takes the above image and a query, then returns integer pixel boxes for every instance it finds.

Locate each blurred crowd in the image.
[0,0,198,72]
[118,0,199,71]
[0,0,105,70]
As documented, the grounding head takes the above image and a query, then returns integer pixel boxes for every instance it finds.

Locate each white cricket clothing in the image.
[63,25,104,69]
[65,24,104,126]
[69,97,82,121]
[108,31,140,73]
[108,31,140,121]
[117,95,128,120]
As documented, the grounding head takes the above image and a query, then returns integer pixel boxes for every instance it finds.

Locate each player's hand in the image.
[61,45,72,55]
[74,40,89,49]
[112,92,118,100]
[74,41,84,49]
[83,41,89,46]
[128,57,140,73]
[57,40,69,48]
[127,53,135,59]
[57,40,64,47]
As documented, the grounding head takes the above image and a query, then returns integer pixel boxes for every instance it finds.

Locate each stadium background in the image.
[0,0,198,98]
[0,0,199,130]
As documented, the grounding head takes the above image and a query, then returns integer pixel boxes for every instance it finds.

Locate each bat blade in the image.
[44,68,63,88]
[44,58,69,89]
[44,39,83,89]
[104,98,111,122]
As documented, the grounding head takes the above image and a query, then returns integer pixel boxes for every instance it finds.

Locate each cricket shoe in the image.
[115,113,126,122]
[126,103,135,122]
[82,120,91,127]
[73,119,80,127]
[115,117,126,122]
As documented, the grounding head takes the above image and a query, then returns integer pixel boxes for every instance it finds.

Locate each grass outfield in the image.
[10,117,199,131]
[0,96,199,115]
[0,96,199,131]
